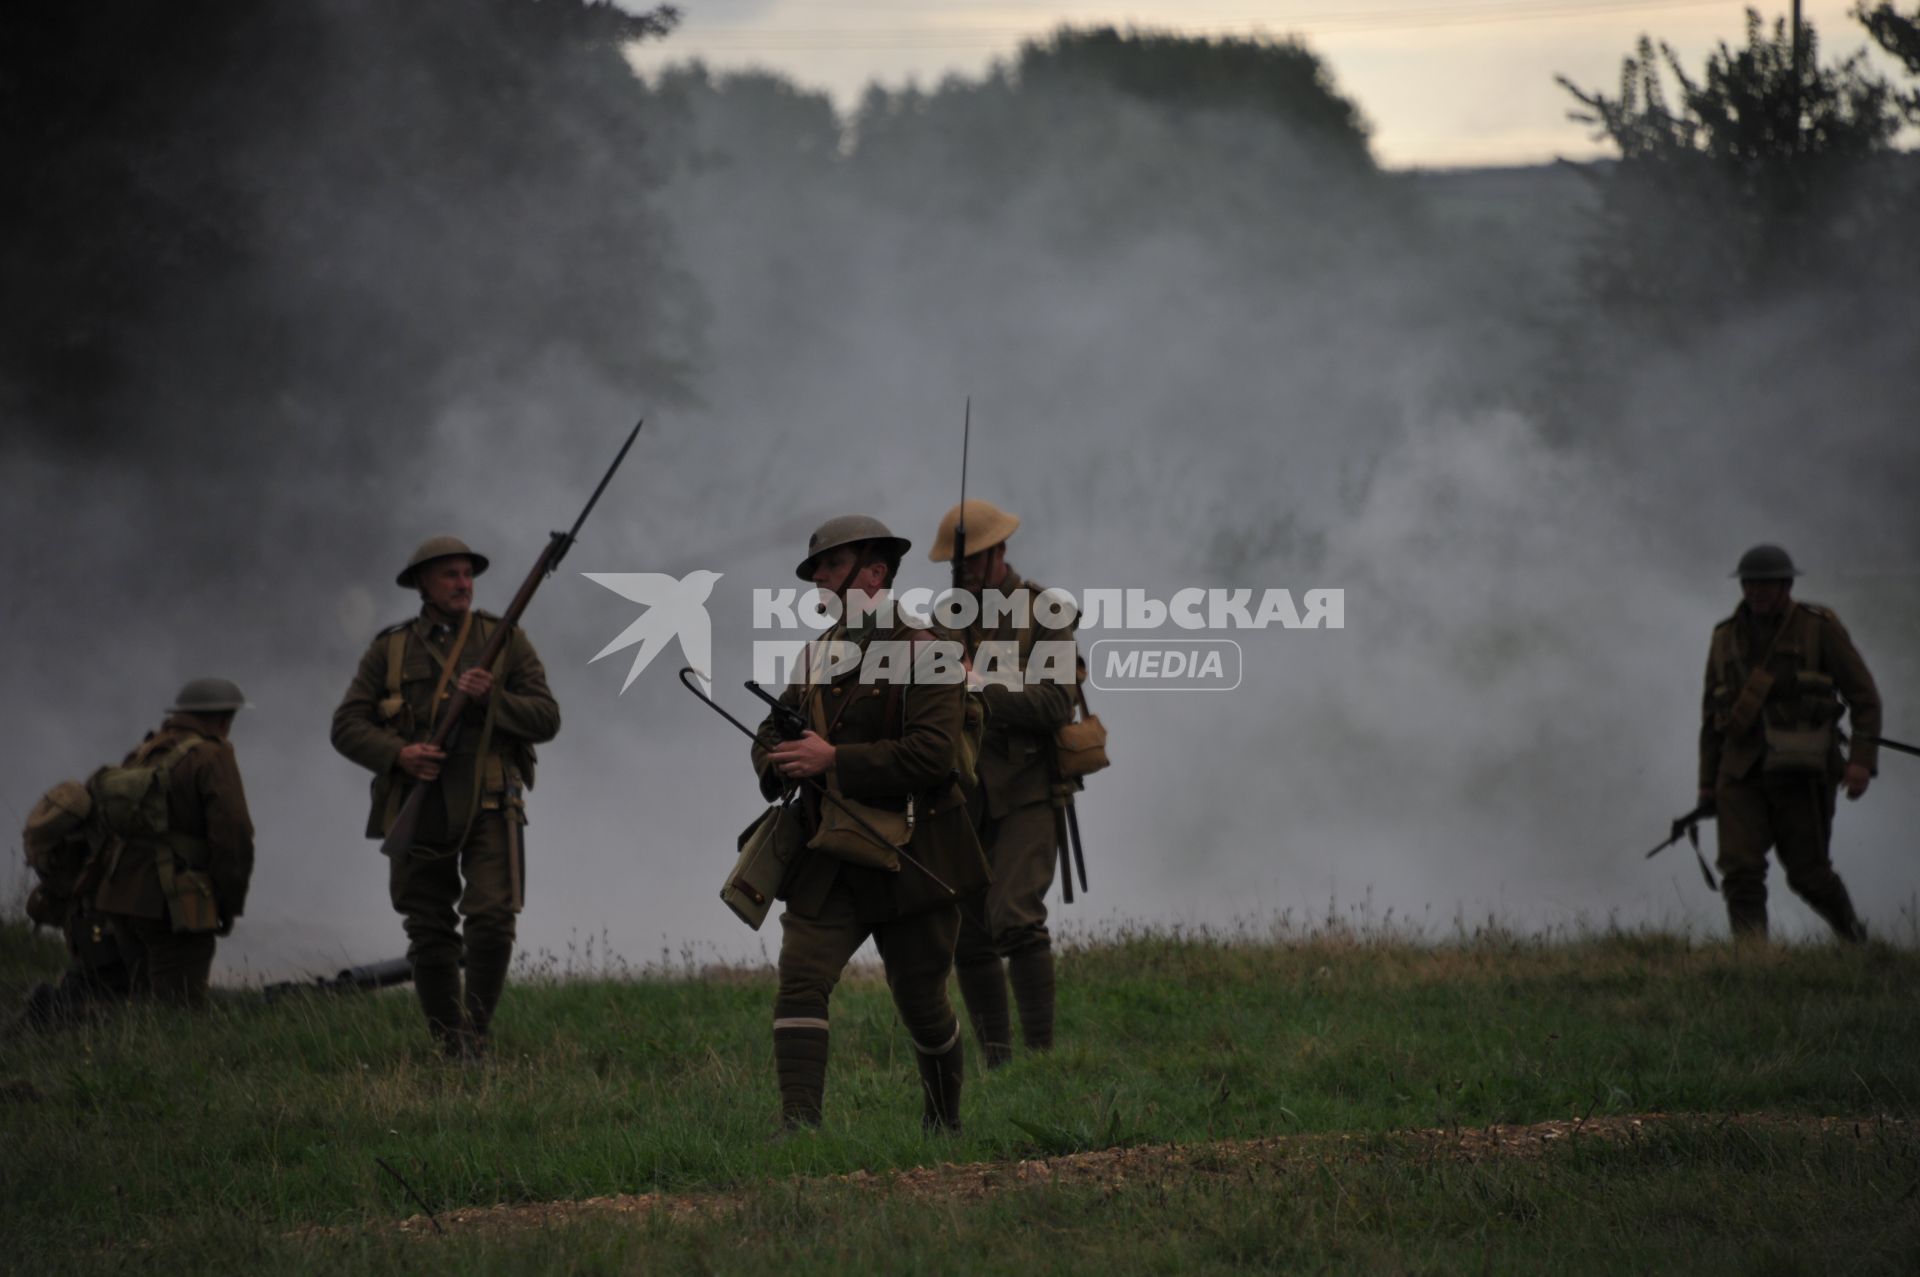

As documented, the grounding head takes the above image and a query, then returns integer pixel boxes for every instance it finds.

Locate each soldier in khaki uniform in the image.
[752,515,988,1131]
[929,499,1079,1066]
[332,537,560,1057]
[93,678,257,1006]
[1699,544,1880,942]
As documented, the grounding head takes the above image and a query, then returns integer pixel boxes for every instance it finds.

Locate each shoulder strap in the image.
[385,627,407,703]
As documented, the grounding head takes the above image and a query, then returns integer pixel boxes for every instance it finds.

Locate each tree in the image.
[0,1,685,463]
[1557,7,1914,324]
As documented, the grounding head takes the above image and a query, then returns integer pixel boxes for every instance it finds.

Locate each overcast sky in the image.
[630,1,1889,167]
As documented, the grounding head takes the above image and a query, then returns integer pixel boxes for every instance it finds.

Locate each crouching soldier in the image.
[751,516,988,1131]
[92,678,257,1007]
[332,536,560,1058]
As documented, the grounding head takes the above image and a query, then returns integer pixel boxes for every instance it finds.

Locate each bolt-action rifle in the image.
[380,419,644,858]
[1644,801,1718,891]
[678,668,956,895]
[1857,733,1920,759]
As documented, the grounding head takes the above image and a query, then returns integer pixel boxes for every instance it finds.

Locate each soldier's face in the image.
[419,557,475,616]
[811,547,884,598]
[1741,579,1791,617]
[958,543,1005,592]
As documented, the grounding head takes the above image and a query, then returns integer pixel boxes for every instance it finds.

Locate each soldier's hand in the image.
[456,667,494,702]
[1842,761,1871,801]
[397,742,446,781]
[769,730,836,779]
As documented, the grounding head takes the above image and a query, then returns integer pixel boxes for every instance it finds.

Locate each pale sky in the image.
[628,1,1892,167]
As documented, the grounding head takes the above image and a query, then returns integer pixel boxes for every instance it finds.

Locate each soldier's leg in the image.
[457,814,520,1052]
[1772,778,1865,943]
[1713,777,1773,940]
[876,903,965,1132]
[953,820,1013,1068]
[389,847,467,1053]
[989,801,1059,1050]
[774,884,866,1127]
[118,915,216,1007]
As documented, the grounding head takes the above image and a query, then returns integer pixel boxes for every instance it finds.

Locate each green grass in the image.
[3,916,1917,1274]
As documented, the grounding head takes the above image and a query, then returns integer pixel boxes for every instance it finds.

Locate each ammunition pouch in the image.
[1053,714,1110,780]
[723,800,808,929]
[1762,721,1835,775]
[162,866,222,934]
[806,791,908,872]
[1052,674,1110,780]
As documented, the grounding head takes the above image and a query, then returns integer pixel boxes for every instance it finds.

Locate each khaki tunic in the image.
[966,570,1080,819]
[751,621,989,922]
[1699,600,1881,789]
[93,714,256,922]
[331,606,559,846]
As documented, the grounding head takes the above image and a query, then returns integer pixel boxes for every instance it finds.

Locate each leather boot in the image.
[916,1034,965,1133]
[1007,943,1055,1053]
[412,960,468,1058]
[954,957,1013,1068]
[1806,881,1869,944]
[773,1010,829,1128]
[461,944,513,1057]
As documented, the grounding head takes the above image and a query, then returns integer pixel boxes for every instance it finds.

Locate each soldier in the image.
[92,677,257,1007]
[331,536,560,1058]
[751,515,988,1131]
[928,499,1079,1066]
[1699,544,1880,942]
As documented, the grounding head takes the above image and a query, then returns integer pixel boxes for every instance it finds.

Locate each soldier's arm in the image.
[979,619,1079,733]
[330,638,408,776]
[490,627,561,745]
[1822,615,1882,775]
[198,745,257,920]
[1697,646,1721,795]
[835,668,964,800]
[751,681,805,802]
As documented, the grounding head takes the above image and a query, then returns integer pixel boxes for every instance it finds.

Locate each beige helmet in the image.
[167,677,250,715]
[397,535,490,588]
[929,499,1019,563]
[795,514,911,581]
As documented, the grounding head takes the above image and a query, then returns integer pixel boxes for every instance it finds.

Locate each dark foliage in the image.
[1557,7,1917,327]
[0,1,684,466]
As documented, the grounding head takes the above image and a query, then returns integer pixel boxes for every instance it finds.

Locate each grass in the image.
[3,914,1917,1274]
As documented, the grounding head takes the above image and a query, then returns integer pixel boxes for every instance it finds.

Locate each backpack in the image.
[21,735,216,932]
[22,780,97,927]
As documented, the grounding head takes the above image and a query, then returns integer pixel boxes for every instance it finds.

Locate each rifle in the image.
[380,419,644,858]
[1857,733,1920,759]
[1644,801,1718,891]
[953,398,970,594]
[264,956,417,1002]
[678,668,956,895]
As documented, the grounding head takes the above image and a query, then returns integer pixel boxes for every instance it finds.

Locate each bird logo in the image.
[583,570,723,693]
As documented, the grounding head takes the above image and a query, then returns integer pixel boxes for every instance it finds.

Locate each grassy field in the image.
[3,914,1917,1274]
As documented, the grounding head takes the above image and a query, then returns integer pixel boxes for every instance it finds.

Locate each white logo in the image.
[584,570,722,693]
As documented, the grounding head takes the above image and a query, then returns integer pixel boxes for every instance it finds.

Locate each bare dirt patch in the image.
[344,1112,1908,1239]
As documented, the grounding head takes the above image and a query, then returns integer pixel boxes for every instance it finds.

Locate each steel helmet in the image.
[397,535,490,589]
[795,515,911,581]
